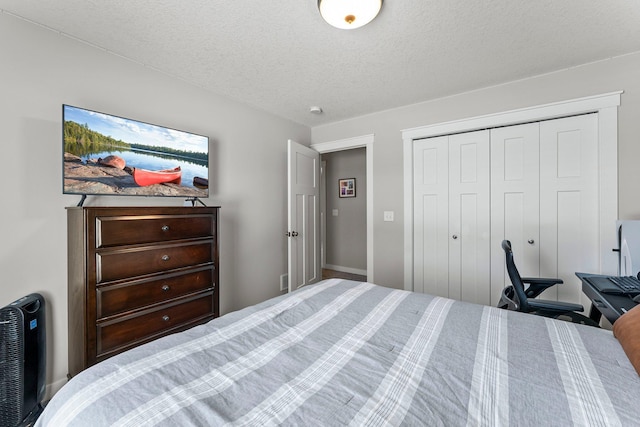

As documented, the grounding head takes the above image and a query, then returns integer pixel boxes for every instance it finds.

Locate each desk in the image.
[576,272,638,324]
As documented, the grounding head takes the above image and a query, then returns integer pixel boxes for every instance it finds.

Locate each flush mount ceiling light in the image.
[318,0,383,30]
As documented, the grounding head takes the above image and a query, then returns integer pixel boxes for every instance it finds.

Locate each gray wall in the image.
[312,51,640,290]
[0,13,309,395]
[323,148,366,272]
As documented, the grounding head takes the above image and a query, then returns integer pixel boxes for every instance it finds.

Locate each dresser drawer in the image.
[96,241,213,283]
[97,268,215,318]
[96,214,214,248]
[97,293,214,356]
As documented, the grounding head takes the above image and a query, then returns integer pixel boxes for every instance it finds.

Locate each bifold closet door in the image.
[449,131,491,304]
[490,123,541,304]
[413,131,490,304]
[539,114,598,307]
[413,135,449,296]
[490,114,599,307]
[413,113,599,307]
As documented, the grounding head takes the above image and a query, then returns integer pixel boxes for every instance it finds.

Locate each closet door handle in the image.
[528,239,535,245]
[452,235,458,240]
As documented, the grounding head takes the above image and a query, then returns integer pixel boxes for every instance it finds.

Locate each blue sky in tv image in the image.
[64,105,208,153]
[63,105,209,189]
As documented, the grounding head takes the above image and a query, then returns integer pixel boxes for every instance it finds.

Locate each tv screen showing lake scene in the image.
[63,104,209,198]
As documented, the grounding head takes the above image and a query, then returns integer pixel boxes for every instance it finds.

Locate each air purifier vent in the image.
[0,294,45,427]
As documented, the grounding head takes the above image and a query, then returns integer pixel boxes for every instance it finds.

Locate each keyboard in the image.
[587,275,640,296]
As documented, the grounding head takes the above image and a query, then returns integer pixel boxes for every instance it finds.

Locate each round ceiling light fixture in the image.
[318,0,383,30]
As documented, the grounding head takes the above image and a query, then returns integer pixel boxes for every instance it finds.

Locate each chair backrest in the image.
[501,240,530,312]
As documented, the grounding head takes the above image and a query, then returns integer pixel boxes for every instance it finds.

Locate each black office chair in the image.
[498,240,599,326]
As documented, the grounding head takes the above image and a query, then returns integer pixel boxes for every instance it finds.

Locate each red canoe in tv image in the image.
[133,166,182,187]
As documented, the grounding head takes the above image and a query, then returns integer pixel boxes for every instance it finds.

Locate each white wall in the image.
[312,51,640,290]
[0,12,309,396]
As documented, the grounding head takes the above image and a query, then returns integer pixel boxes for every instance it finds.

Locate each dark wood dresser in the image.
[67,206,219,377]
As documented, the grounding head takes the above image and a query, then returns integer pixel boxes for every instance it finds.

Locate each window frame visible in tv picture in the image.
[62,104,210,199]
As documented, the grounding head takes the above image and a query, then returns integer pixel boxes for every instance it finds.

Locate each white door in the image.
[412,130,491,304]
[448,131,491,305]
[490,123,540,303]
[539,114,599,307]
[489,114,599,307]
[413,135,449,297]
[287,140,321,291]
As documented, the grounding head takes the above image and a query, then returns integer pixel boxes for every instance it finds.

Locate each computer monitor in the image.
[617,220,640,277]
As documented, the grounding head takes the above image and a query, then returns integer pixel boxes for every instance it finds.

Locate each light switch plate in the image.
[332,209,339,216]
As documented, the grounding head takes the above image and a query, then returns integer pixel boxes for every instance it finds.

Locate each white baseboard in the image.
[325,264,367,276]
[45,376,68,401]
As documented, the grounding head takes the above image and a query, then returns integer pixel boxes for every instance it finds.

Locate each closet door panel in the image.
[413,136,449,297]
[490,123,540,304]
[540,114,599,307]
[458,193,489,304]
[556,191,584,304]
[449,131,491,304]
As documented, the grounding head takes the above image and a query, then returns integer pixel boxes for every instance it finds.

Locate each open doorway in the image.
[311,134,374,283]
[321,148,367,282]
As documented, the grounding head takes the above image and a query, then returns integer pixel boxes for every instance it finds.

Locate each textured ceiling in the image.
[1,0,640,126]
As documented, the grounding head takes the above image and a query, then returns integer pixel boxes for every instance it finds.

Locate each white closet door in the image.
[413,131,490,303]
[448,131,491,304]
[490,123,540,304]
[540,114,599,307]
[413,136,449,297]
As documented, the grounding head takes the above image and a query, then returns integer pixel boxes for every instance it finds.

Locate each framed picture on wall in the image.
[339,178,356,198]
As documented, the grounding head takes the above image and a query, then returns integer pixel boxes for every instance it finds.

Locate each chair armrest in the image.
[522,277,563,298]
[522,277,563,285]
[528,298,584,314]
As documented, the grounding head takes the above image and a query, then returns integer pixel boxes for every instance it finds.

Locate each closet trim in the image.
[402,91,621,292]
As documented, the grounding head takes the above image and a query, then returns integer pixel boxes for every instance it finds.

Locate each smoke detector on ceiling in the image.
[309,106,323,114]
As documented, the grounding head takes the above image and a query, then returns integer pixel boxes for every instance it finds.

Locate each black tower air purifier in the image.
[0,293,46,427]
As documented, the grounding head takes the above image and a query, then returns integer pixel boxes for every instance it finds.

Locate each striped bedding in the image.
[38,279,639,426]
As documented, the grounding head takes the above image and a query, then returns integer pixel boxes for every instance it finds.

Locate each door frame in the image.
[311,134,374,282]
[402,91,621,292]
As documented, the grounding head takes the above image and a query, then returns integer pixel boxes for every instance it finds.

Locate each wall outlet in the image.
[280,274,288,292]
[383,211,394,222]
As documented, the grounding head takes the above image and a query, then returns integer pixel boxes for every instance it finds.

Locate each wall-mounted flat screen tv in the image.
[63,104,209,198]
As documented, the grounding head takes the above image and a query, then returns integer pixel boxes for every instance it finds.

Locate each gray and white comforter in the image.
[37,279,639,426]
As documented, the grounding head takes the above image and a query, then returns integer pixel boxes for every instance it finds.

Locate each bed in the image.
[37,279,640,426]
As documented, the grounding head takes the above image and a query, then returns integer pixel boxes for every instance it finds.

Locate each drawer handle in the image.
[161,225,170,232]
[161,255,170,261]
[162,284,171,292]
[162,315,170,322]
